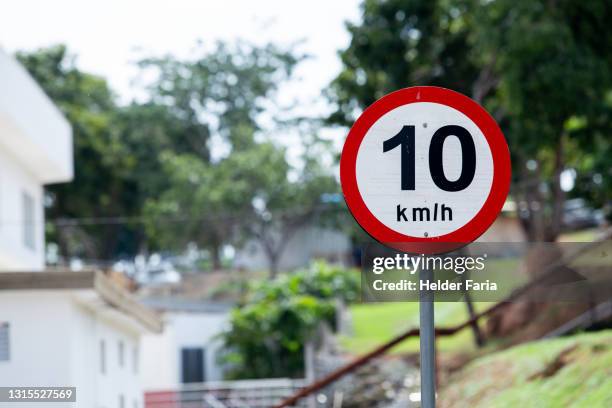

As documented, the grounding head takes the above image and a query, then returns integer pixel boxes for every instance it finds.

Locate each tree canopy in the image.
[17,1,612,268]
[329,0,612,241]
[18,42,340,272]
[18,45,140,260]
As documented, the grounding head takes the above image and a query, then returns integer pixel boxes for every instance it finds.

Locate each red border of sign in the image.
[340,86,511,254]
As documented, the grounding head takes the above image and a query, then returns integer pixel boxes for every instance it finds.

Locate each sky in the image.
[0,0,361,109]
[0,0,362,162]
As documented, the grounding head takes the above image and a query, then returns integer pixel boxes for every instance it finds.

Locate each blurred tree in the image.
[328,0,478,127]
[17,46,202,261]
[245,144,341,277]
[137,41,298,155]
[221,261,359,379]
[19,43,342,271]
[144,136,340,275]
[141,42,340,273]
[472,0,612,240]
[330,0,612,242]
[143,142,289,271]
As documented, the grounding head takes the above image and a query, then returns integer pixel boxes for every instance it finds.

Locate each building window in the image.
[133,346,139,374]
[100,340,106,374]
[0,323,9,361]
[22,192,36,250]
[118,341,124,368]
[181,347,205,384]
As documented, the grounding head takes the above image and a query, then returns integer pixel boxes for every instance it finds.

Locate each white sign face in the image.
[341,86,510,250]
[355,102,494,238]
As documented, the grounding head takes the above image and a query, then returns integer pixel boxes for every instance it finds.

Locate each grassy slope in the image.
[439,330,612,408]
[340,301,494,354]
[341,259,520,355]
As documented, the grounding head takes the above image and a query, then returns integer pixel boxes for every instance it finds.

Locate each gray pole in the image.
[419,264,436,408]
[304,340,316,408]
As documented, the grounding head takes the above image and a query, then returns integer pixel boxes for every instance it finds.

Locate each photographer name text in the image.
[372,279,497,292]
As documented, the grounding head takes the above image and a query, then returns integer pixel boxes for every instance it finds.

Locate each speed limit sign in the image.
[340,86,510,253]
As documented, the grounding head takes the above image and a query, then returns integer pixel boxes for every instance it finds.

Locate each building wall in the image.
[0,291,145,408]
[0,49,73,272]
[84,307,142,408]
[0,147,45,271]
[234,226,351,272]
[70,299,97,408]
[0,291,72,391]
[141,311,229,390]
[140,317,177,390]
[0,49,73,184]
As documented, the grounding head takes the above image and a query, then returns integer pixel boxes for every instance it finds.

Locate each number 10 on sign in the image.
[341,86,510,250]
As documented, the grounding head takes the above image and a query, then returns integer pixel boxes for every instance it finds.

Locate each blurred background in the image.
[0,1,611,407]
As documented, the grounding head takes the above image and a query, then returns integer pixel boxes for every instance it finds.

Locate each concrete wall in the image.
[0,291,72,390]
[0,49,73,184]
[141,311,229,390]
[86,307,142,408]
[0,147,45,270]
[0,291,145,408]
[0,48,73,271]
[234,226,351,272]
[140,317,178,390]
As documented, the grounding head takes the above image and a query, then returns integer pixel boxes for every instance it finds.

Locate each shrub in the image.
[220,261,359,379]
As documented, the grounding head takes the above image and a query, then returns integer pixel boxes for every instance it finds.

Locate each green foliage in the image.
[139,42,341,271]
[341,301,493,355]
[329,0,478,126]
[138,41,299,156]
[220,261,359,379]
[18,46,211,260]
[330,0,612,240]
[143,141,291,267]
[18,43,341,267]
[17,45,140,259]
[470,1,612,232]
[439,330,612,407]
[137,41,303,265]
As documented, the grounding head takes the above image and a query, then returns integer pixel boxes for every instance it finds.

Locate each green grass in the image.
[439,330,612,407]
[571,239,612,267]
[342,258,523,355]
[340,301,494,355]
[558,228,600,242]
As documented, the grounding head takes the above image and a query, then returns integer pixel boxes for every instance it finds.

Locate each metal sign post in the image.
[419,265,435,408]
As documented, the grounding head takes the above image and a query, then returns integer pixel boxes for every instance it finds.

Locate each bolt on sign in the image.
[340,86,511,253]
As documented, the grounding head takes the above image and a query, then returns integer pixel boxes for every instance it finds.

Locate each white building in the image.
[0,272,163,408]
[139,299,231,390]
[0,48,163,408]
[0,48,73,270]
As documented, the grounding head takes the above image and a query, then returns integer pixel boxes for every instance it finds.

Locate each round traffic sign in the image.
[340,86,511,253]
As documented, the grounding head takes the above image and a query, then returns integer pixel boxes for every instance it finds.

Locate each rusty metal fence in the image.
[145,378,308,408]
